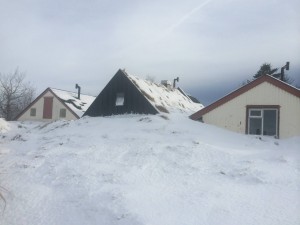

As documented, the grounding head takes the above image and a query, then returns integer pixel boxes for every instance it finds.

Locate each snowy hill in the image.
[0,114,299,225]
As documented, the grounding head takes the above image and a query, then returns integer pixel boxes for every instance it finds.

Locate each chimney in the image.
[75,84,81,99]
[280,68,284,81]
[280,62,290,81]
[173,77,179,88]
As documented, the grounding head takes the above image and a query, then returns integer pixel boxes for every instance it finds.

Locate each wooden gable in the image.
[83,69,158,117]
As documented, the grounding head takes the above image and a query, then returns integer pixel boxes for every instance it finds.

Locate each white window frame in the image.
[249,109,261,117]
[247,108,278,137]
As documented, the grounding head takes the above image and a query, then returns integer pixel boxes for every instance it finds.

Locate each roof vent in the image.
[75,84,81,99]
[161,80,172,90]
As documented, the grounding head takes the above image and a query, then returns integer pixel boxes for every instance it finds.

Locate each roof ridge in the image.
[121,69,165,87]
[265,74,300,90]
[120,68,203,113]
[190,74,300,120]
[50,87,95,97]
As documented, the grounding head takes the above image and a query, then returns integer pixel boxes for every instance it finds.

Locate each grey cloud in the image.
[0,0,299,104]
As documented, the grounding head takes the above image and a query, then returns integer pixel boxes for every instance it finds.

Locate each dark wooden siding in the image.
[84,70,158,117]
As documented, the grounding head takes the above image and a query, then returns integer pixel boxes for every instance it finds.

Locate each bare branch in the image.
[0,69,36,120]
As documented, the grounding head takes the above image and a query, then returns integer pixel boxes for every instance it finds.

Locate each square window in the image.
[248,107,278,137]
[30,108,36,116]
[115,93,125,106]
[60,108,66,118]
[250,110,261,117]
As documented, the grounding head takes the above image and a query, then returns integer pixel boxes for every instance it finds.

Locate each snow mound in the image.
[0,118,9,132]
[0,114,300,225]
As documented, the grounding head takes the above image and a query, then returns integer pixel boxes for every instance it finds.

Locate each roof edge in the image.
[50,87,95,98]
[49,88,80,119]
[121,69,160,114]
[190,75,300,120]
[14,87,52,120]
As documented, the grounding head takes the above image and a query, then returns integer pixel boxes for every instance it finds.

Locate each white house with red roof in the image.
[190,75,300,139]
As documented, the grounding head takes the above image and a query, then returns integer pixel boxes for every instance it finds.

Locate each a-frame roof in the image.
[83,69,203,117]
[15,88,95,120]
[190,75,300,120]
[50,88,96,117]
[121,69,203,113]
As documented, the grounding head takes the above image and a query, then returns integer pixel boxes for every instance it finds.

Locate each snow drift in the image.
[0,118,9,133]
[0,114,299,225]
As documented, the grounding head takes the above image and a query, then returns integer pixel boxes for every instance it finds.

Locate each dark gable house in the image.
[84,69,203,117]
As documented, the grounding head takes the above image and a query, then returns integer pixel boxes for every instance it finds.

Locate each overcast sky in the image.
[1,0,299,105]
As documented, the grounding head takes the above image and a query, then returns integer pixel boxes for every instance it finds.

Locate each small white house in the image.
[190,75,300,139]
[16,88,96,121]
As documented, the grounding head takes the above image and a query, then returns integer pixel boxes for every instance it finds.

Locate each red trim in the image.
[190,75,300,120]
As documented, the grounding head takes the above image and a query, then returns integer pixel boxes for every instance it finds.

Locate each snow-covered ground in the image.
[0,114,299,225]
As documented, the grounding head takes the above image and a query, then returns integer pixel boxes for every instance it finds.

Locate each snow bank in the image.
[0,114,299,225]
[0,118,9,132]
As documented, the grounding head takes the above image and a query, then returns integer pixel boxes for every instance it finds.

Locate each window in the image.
[60,108,66,118]
[250,110,261,117]
[247,107,278,137]
[115,92,125,106]
[30,108,36,117]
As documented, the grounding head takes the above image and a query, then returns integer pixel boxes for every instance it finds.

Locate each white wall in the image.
[203,82,300,138]
[18,90,78,121]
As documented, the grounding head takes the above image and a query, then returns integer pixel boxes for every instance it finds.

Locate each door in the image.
[43,97,53,119]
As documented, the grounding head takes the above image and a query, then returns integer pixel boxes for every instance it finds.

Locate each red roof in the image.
[190,75,300,120]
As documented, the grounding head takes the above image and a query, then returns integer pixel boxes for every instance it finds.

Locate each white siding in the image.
[18,90,77,121]
[203,82,300,138]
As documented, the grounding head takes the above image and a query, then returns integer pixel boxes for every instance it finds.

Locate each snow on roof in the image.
[51,88,96,117]
[123,70,204,113]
